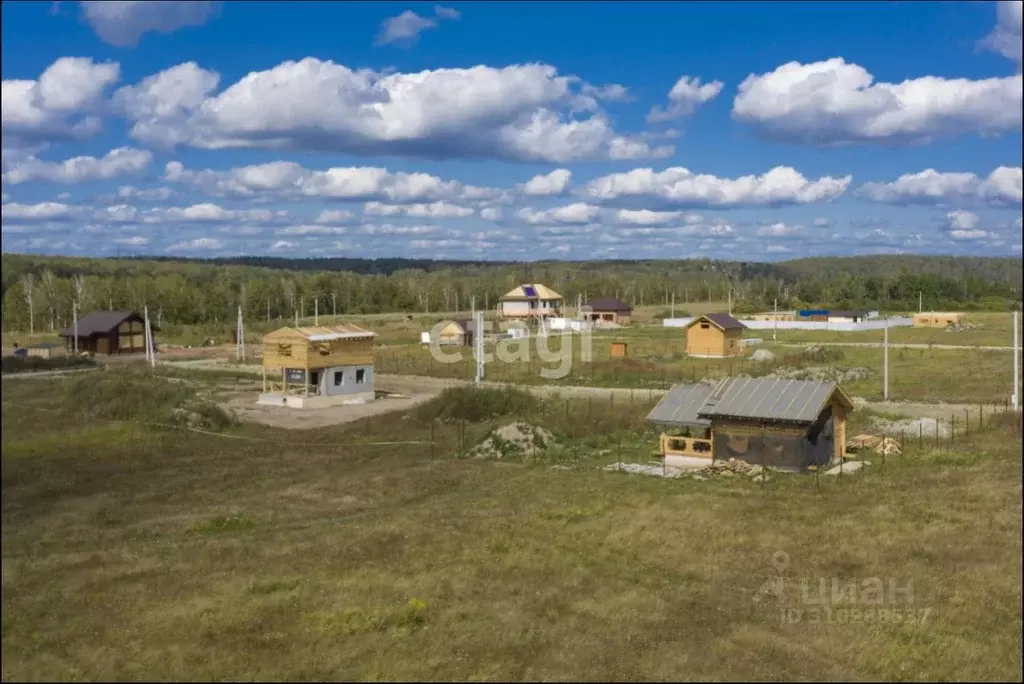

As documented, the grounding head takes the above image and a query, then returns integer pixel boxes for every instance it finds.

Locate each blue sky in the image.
[1,0,1021,261]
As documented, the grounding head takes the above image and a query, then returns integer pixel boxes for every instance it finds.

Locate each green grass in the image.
[1,375,1021,681]
[766,312,1019,347]
[373,335,1022,404]
[1,355,97,374]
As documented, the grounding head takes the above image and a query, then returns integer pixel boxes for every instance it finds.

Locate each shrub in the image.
[414,386,538,423]
[1,355,96,374]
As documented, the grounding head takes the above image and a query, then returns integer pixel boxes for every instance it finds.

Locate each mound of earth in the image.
[470,422,555,459]
[771,365,873,383]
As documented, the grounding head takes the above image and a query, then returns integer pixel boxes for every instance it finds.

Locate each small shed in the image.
[58,311,155,355]
[610,341,628,358]
[913,312,965,328]
[259,324,377,409]
[583,297,633,325]
[683,313,745,358]
[647,377,853,470]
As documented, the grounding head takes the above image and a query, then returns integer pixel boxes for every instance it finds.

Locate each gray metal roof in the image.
[701,377,838,424]
[646,384,714,427]
[59,311,142,337]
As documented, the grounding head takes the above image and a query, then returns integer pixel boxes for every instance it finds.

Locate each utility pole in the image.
[671,292,675,318]
[918,291,922,313]
[773,298,778,343]
[72,300,79,354]
[332,292,337,318]
[727,286,732,315]
[144,305,150,362]
[883,314,889,402]
[1014,310,1019,411]
[474,310,485,386]
[314,298,319,326]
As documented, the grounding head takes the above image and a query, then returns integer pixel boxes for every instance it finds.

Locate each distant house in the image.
[825,310,869,324]
[913,312,965,328]
[748,311,796,322]
[647,377,854,471]
[437,318,479,346]
[583,297,633,325]
[59,311,154,355]
[682,313,745,358]
[499,284,563,320]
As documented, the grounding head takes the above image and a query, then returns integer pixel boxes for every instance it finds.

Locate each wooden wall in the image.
[686,322,742,356]
[263,337,374,370]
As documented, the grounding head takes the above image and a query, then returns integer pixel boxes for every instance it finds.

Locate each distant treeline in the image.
[1,253,1020,332]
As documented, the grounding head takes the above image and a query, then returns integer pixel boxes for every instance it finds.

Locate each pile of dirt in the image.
[770,365,873,383]
[469,422,555,459]
[846,434,902,456]
[683,458,774,482]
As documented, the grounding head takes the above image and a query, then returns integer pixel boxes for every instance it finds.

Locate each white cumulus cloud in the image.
[857,167,1022,207]
[517,202,601,225]
[364,201,474,218]
[980,1,1023,65]
[582,166,851,207]
[113,59,670,162]
[520,169,572,196]
[647,76,724,123]
[1,147,151,184]
[732,58,1022,145]
[80,1,221,47]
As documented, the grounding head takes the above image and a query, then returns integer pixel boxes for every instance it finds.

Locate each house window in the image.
[356,368,366,384]
[334,371,343,386]
[277,343,292,357]
[700,323,710,330]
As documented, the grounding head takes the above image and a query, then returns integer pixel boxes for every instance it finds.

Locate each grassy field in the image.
[2,369,1021,681]
[374,335,1023,405]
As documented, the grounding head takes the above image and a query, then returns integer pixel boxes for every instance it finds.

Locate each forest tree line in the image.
[1,253,1020,333]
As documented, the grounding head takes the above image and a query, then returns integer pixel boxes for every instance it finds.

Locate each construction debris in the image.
[751,349,776,363]
[603,457,781,481]
[825,461,866,475]
[770,365,873,383]
[945,322,979,332]
[469,422,555,459]
[846,434,902,456]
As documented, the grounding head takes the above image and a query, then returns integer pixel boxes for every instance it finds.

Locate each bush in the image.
[414,386,538,423]
[62,368,236,430]
[652,309,690,320]
[1,355,96,374]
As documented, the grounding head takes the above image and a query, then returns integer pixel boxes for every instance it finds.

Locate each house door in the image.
[96,337,110,354]
[309,371,320,395]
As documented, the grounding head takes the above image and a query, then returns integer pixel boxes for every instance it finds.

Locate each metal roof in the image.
[687,313,745,331]
[646,384,714,427]
[59,311,144,337]
[584,297,632,312]
[701,377,839,424]
[647,377,850,428]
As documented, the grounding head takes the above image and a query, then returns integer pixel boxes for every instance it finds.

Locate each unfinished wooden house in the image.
[582,297,633,325]
[683,313,745,357]
[913,312,965,328]
[647,377,853,471]
[58,310,154,355]
[258,324,377,408]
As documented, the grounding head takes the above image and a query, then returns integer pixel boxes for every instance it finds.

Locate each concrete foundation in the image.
[257,391,375,409]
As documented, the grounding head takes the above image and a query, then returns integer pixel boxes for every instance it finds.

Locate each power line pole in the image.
[1014,310,1019,411]
[474,310,485,386]
[883,314,889,402]
[773,298,778,343]
[314,298,319,326]
[72,300,79,355]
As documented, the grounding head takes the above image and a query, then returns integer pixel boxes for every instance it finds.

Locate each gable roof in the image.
[59,311,144,337]
[647,377,853,427]
[685,313,745,331]
[501,283,562,300]
[584,297,632,312]
[262,324,376,342]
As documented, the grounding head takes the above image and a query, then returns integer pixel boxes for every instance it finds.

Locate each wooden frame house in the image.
[258,324,377,408]
[647,377,853,471]
[58,311,154,355]
[683,313,745,358]
[436,318,479,346]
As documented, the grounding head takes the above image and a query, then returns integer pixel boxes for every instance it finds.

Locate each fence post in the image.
[430,420,435,460]
[950,414,955,449]
[980,404,984,429]
[964,408,969,436]
[919,423,923,451]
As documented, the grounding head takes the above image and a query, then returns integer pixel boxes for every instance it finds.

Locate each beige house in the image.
[499,284,563,320]
[684,313,745,358]
[436,319,479,346]
[913,312,965,328]
[259,324,377,408]
[648,377,853,471]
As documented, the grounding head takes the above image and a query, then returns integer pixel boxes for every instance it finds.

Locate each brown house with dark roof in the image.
[59,311,155,355]
[583,297,633,325]
[683,313,745,358]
